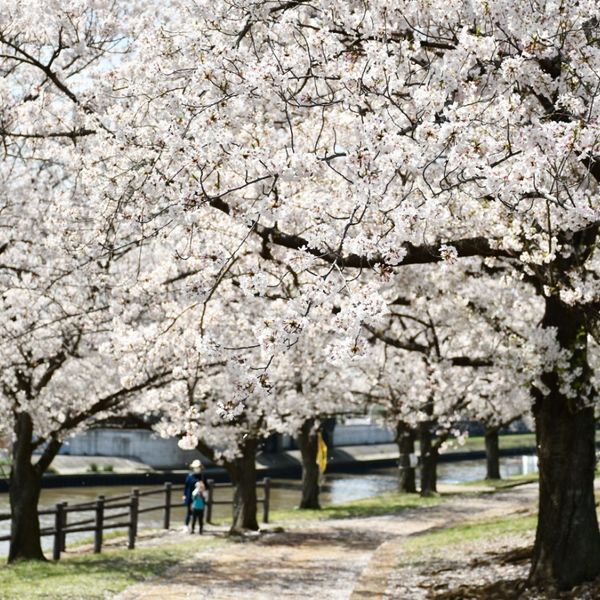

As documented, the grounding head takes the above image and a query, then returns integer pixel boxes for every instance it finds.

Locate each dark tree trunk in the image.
[396,421,416,493]
[8,414,45,562]
[484,426,501,480]
[297,419,321,509]
[418,422,438,497]
[529,296,600,590]
[227,436,259,533]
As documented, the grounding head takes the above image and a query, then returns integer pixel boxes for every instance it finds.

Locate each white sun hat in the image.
[190,459,202,469]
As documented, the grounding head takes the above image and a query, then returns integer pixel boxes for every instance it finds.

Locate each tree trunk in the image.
[297,419,321,509]
[418,422,438,497]
[396,421,416,493]
[227,436,259,533]
[484,426,501,480]
[529,296,600,590]
[8,414,45,562]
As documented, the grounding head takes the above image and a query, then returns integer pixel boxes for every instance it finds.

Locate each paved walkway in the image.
[115,484,538,600]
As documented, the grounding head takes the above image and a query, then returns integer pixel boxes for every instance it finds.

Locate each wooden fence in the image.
[0,477,271,560]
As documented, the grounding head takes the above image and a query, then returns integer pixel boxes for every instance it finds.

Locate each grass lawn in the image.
[207,491,445,528]
[267,491,444,524]
[216,472,540,527]
[446,432,536,454]
[0,536,219,600]
[402,513,537,559]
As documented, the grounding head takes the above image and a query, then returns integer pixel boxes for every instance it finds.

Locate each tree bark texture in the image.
[418,422,438,497]
[8,413,45,562]
[484,426,501,480]
[529,296,600,590]
[297,419,321,509]
[396,421,417,493]
[227,436,259,533]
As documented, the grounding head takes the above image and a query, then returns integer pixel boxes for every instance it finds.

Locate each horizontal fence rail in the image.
[0,478,271,557]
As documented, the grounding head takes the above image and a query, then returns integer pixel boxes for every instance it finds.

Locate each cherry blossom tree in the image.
[0,4,174,560]
[95,2,600,588]
[0,157,172,561]
[4,0,600,589]
[283,354,356,510]
[352,261,536,492]
[0,176,171,561]
[117,224,365,528]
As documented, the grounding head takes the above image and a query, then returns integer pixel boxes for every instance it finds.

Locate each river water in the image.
[0,455,538,557]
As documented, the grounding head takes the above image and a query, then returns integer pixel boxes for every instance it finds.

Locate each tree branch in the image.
[207,196,517,268]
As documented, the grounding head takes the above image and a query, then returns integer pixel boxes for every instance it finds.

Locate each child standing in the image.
[182,459,206,531]
[191,480,206,534]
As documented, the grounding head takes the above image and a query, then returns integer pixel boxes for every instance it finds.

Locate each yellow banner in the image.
[316,432,328,474]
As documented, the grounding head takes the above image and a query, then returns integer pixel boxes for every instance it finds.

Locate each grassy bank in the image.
[0,537,219,600]
[389,513,539,598]
[273,472,540,524]
[403,513,537,558]
[268,490,444,523]
[447,432,536,454]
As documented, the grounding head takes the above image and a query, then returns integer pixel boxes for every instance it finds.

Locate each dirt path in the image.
[115,485,538,600]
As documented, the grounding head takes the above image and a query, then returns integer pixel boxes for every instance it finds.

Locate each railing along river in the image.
[0,478,271,560]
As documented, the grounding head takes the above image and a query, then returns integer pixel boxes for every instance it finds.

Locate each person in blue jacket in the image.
[183,459,206,531]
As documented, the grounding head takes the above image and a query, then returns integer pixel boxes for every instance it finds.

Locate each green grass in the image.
[267,491,444,524]
[208,491,444,527]
[403,513,537,559]
[446,433,536,453]
[66,528,129,549]
[0,537,219,600]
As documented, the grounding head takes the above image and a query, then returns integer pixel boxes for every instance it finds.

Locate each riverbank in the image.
[0,434,537,492]
[5,478,591,600]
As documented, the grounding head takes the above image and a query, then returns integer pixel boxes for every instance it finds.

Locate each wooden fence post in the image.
[262,477,271,524]
[163,482,172,530]
[206,479,215,524]
[53,503,64,560]
[61,501,68,551]
[94,495,105,554]
[128,489,139,550]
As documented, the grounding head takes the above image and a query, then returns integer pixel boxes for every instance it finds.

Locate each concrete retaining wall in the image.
[61,422,397,469]
[333,422,395,445]
[61,429,204,469]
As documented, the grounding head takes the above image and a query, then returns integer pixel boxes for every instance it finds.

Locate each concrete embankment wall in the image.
[0,445,538,492]
[59,424,396,469]
[61,428,206,469]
